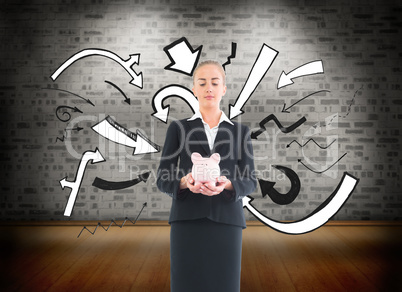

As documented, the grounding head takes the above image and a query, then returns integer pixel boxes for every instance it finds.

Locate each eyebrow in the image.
[197,78,221,81]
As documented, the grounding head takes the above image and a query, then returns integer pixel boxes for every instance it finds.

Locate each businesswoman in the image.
[157,60,257,292]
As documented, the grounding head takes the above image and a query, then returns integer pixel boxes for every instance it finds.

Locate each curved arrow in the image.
[164,37,203,76]
[258,165,301,205]
[56,105,83,122]
[229,44,278,119]
[151,84,199,123]
[51,48,143,89]
[243,172,359,234]
[105,80,131,105]
[60,148,105,216]
[282,90,330,113]
[42,88,95,106]
[91,116,160,155]
[251,114,306,139]
[277,60,324,89]
[92,171,151,190]
[298,153,347,174]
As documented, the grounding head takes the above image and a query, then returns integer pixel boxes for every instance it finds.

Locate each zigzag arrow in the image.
[286,138,337,149]
[251,114,306,139]
[77,202,147,238]
[222,42,237,71]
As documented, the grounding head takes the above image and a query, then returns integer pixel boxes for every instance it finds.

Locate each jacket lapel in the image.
[212,121,233,154]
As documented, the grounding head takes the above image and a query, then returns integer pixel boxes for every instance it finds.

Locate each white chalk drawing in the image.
[222,42,237,71]
[281,90,331,113]
[48,37,360,234]
[300,113,340,179]
[51,48,143,89]
[229,44,278,119]
[277,60,324,89]
[77,202,147,238]
[105,80,131,105]
[60,148,106,216]
[244,172,359,234]
[163,37,202,76]
[151,84,199,123]
[91,115,160,155]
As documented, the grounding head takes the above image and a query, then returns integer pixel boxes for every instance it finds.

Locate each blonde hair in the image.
[193,60,226,85]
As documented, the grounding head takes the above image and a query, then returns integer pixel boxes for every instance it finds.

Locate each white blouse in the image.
[187,111,234,150]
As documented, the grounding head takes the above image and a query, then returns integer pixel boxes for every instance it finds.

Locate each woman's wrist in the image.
[224,180,234,191]
[179,176,187,189]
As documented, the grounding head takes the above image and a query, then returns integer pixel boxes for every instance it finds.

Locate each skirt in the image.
[170,218,243,292]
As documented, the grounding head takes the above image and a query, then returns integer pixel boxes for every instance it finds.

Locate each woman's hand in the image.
[200,176,233,196]
[180,173,203,193]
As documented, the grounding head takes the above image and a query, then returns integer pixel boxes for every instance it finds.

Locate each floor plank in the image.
[1,223,401,291]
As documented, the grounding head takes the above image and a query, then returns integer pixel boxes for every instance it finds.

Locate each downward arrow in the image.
[229,44,278,120]
[164,37,203,76]
[277,60,324,89]
[60,148,105,216]
[105,80,131,105]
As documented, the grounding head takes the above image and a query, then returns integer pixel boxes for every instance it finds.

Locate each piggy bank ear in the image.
[191,152,203,163]
[210,153,220,164]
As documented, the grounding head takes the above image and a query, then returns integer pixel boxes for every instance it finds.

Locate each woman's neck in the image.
[200,108,222,129]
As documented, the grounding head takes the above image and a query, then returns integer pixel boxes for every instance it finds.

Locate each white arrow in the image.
[151,84,199,123]
[164,37,202,76]
[277,60,324,89]
[61,148,105,216]
[243,172,359,234]
[51,48,143,89]
[229,44,278,120]
[92,116,160,155]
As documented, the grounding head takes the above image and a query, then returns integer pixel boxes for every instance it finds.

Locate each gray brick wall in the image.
[1,0,401,222]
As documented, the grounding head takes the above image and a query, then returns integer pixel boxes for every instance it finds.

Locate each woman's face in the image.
[192,64,227,111]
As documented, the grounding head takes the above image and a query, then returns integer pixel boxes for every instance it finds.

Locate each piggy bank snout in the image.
[191,152,221,183]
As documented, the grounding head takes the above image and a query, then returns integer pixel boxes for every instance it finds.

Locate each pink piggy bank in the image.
[191,152,221,184]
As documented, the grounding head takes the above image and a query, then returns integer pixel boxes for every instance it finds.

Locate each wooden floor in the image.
[1,222,401,292]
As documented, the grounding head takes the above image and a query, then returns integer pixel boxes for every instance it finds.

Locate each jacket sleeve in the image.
[229,125,257,202]
[156,121,187,200]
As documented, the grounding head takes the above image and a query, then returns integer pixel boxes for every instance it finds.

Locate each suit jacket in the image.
[156,118,257,228]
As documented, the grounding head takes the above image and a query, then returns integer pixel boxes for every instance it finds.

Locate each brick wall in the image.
[1,0,401,222]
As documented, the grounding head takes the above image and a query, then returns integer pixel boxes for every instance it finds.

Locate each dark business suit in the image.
[157,117,257,292]
[157,117,257,227]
